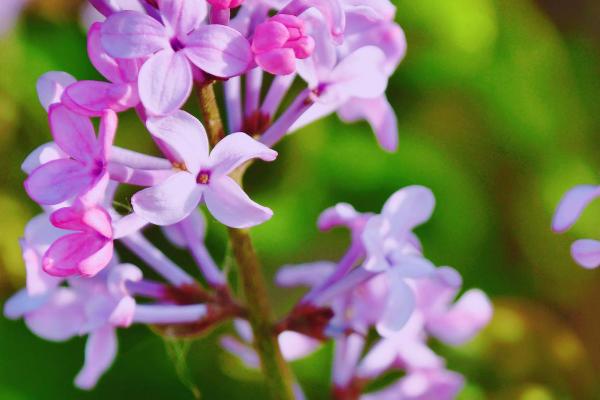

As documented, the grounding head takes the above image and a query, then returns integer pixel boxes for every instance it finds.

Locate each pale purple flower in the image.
[62,22,142,116]
[0,0,28,36]
[101,0,253,115]
[24,105,117,206]
[132,110,277,228]
[36,72,77,112]
[553,184,600,269]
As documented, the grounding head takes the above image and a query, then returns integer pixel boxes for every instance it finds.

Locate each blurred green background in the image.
[1,0,600,399]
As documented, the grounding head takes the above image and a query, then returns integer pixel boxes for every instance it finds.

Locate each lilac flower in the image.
[132,110,277,228]
[553,185,600,269]
[62,22,142,116]
[36,72,77,112]
[101,0,253,115]
[43,201,115,277]
[24,105,117,206]
[251,14,315,75]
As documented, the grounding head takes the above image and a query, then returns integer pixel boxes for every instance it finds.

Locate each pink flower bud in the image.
[252,14,315,75]
[207,0,243,9]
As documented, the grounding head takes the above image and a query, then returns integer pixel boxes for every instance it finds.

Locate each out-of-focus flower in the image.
[0,0,28,36]
[553,185,600,269]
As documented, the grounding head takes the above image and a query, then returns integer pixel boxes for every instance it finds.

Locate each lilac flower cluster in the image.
[223,187,492,399]
[4,0,492,397]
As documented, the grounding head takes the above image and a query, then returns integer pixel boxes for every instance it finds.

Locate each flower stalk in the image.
[197,81,295,400]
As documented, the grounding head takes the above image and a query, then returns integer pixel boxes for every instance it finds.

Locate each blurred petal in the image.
[25,288,86,342]
[184,25,252,77]
[3,289,49,320]
[382,185,435,234]
[138,49,193,116]
[282,0,345,43]
[317,203,360,231]
[329,46,387,100]
[571,239,600,269]
[101,11,168,58]
[279,331,321,360]
[276,262,336,288]
[132,171,203,226]
[75,326,117,390]
[146,110,208,174]
[376,270,415,336]
[204,176,273,228]
[209,132,277,176]
[553,185,600,233]
[428,289,493,345]
[36,71,76,111]
[338,96,398,152]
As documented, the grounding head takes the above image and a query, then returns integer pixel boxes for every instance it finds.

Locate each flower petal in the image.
[63,81,138,117]
[132,171,203,226]
[184,24,252,77]
[552,185,600,233]
[3,289,49,320]
[49,104,97,162]
[101,10,168,58]
[36,71,76,111]
[79,241,114,277]
[25,159,94,205]
[571,239,600,269]
[75,326,118,390]
[317,203,361,231]
[376,269,415,336]
[338,96,398,152]
[158,0,206,38]
[21,142,66,175]
[24,288,86,342]
[138,49,193,116]
[42,233,108,277]
[87,22,123,83]
[209,132,277,177]
[328,46,387,101]
[204,176,273,228]
[282,0,345,43]
[146,110,208,174]
[276,262,336,288]
[382,185,435,234]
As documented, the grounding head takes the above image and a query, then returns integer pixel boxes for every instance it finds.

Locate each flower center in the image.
[197,170,211,185]
[170,37,185,52]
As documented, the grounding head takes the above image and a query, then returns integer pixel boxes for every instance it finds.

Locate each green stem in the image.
[197,82,296,400]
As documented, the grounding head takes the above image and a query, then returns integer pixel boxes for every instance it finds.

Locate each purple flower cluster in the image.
[4,0,492,397]
[222,187,492,399]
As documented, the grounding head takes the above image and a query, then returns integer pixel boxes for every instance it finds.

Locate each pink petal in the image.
[25,159,94,205]
[42,233,108,277]
[50,204,112,238]
[552,185,600,233]
[101,11,168,58]
[252,21,289,53]
[338,96,398,152]
[382,185,435,234]
[571,239,600,269]
[75,326,118,390]
[87,22,122,83]
[108,296,136,327]
[63,81,138,117]
[279,331,321,361]
[132,171,203,226]
[276,262,336,288]
[329,46,387,101]
[317,203,360,231]
[158,0,206,38]
[98,109,118,159]
[36,71,76,111]
[146,110,208,174]
[356,339,397,379]
[255,48,297,75]
[184,24,252,78]
[204,176,273,228]
[24,288,86,342]
[138,49,193,116]
[48,104,97,162]
[428,289,493,345]
[21,142,66,175]
[79,241,114,277]
[209,132,277,177]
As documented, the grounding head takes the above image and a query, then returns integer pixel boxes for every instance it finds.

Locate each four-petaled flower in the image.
[132,110,277,228]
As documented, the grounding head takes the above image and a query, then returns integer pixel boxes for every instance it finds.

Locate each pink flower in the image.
[101,0,252,115]
[132,111,277,228]
[207,0,244,9]
[553,184,600,269]
[24,105,117,206]
[43,201,115,277]
[62,22,142,116]
[252,14,315,75]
